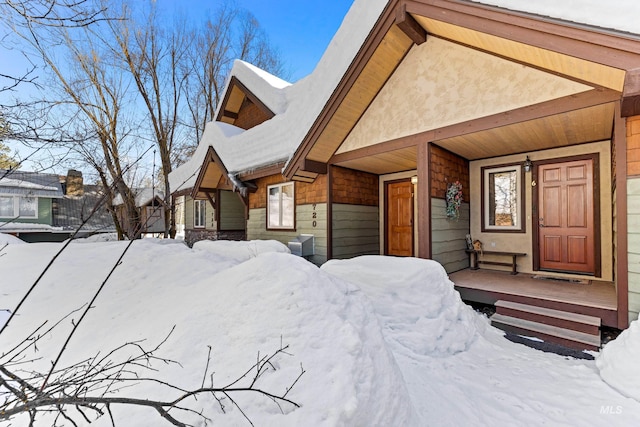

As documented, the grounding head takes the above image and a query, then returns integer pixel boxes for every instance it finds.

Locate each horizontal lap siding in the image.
[247,203,327,265]
[431,198,470,273]
[332,204,379,259]
[185,195,216,231]
[627,177,640,322]
[628,117,640,323]
[219,190,245,231]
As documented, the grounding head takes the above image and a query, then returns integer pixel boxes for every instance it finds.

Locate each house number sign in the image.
[312,204,317,228]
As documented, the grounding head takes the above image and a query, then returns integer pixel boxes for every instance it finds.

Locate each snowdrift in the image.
[321,256,484,357]
[0,240,414,426]
[0,233,25,245]
[2,239,640,427]
[597,314,640,401]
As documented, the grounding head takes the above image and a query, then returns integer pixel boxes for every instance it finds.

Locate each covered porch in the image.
[451,269,617,327]
[281,0,639,330]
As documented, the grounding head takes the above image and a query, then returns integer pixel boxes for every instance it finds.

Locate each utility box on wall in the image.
[288,234,315,257]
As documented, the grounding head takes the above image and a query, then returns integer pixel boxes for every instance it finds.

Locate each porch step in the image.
[491,300,601,351]
[495,300,601,335]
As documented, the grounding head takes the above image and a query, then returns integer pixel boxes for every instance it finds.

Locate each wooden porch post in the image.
[615,101,629,329]
[417,142,431,259]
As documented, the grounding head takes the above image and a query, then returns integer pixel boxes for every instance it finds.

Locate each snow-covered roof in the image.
[169,0,640,194]
[0,169,64,198]
[470,0,640,36]
[169,122,245,193]
[215,60,292,117]
[169,0,387,189]
[113,188,165,207]
[218,0,386,174]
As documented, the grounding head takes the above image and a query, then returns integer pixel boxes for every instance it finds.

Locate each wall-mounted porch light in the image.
[411,176,418,185]
[523,156,533,173]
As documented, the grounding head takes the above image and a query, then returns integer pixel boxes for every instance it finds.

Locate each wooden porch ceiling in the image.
[437,102,616,161]
[336,146,418,175]
[332,101,616,173]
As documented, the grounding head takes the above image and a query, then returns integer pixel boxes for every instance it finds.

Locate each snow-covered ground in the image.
[1,238,639,426]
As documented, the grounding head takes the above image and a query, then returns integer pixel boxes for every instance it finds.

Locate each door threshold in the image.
[532,275,591,285]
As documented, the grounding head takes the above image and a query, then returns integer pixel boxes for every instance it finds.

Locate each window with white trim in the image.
[194,199,206,228]
[0,195,38,219]
[267,182,294,229]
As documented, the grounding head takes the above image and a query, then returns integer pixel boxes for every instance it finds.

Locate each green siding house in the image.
[0,169,64,242]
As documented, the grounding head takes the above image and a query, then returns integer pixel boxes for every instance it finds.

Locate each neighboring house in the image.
[53,170,117,239]
[0,169,64,242]
[170,0,640,346]
[0,169,117,242]
[113,188,166,235]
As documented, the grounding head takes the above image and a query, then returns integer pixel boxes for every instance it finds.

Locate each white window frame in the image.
[267,182,295,230]
[193,199,206,228]
[0,195,38,219]
[482,164,523,232]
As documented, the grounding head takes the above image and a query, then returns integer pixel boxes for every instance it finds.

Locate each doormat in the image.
[531,275,590,285]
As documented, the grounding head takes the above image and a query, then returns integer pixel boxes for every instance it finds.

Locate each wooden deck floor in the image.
[450,269,618,326]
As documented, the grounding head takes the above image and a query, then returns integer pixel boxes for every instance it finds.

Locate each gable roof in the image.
[112,188,165,207]
[168,0,388,192]
[171,0,640,192]
[0,169,64,198]
[215,60,291,126]
[283,0,640,181]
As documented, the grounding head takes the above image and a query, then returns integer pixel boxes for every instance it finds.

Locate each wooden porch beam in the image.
[396,4,426,45]
[304,159,328,174]
[222,110,239,120]
[199,187,219,193]
[330,88,621,164]
[622,69,640,117]
[238,162,286,181]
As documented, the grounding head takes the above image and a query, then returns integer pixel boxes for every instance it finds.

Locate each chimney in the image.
[66,169,84,196]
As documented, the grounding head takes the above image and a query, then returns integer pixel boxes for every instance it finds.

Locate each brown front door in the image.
[537,158,595,274]
[386,179,414,256]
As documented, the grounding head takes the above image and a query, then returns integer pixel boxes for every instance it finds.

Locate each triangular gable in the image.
[192,146,232,199]
[284,0,640,181]
[337,36,594,155]
[216,76,276,130]
[215,61,291,130]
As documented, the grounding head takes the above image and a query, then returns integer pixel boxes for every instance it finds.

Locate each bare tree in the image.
[0,118,19,169]
[1,331,303,426]
[0,0,110,96]
[107,3,190,238]
[1,0,287,238]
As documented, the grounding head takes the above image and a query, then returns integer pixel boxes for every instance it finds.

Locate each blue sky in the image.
[0,0,356,173]
[159,0,356,82]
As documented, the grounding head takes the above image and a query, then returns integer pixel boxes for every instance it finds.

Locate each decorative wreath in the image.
[446,181,463,220]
